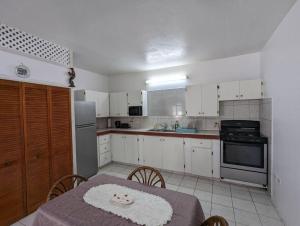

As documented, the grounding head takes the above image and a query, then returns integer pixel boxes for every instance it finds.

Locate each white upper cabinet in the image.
[185,84,218,117]
[185,84,202,116]
[127,91,142,106]
[97,92,109,117]
[109,92,128,117]
[127,90,148,116]
[202,84,219,117]
[74,90,109,117]
[218,79,263,101]
[239,79,262,100]
[217,81,240,101]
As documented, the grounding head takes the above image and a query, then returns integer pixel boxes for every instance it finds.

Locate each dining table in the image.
[33,174,205,226]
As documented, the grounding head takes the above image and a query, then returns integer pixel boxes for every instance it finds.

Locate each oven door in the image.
[221,141,267,173]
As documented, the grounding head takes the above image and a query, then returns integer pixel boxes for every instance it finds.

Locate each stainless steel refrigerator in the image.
[75,101,98,178]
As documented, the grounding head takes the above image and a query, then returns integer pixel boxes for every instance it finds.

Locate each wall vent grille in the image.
[0,24,72,66]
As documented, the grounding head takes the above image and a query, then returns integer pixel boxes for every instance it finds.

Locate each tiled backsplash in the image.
[219,100,260,120]
[107,100,261,131]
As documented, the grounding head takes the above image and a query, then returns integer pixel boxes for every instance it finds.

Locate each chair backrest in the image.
[47,174,87,201]
[127,166,166,188]
[200,216,229,226]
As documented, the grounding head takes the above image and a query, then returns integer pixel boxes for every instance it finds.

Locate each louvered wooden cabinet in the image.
[49,87,73,184]
[23,83,51,213]
[0,80,25,226]
[0,80,73,225]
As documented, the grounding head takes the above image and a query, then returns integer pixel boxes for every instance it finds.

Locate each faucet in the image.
[174,120,180,130]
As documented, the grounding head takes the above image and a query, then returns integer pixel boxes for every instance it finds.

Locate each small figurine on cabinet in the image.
[68,67,76,87]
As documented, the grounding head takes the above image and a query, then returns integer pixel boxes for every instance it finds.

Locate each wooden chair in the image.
[200,216,229,226]
[47,174,87,201]
[127,166,166,188]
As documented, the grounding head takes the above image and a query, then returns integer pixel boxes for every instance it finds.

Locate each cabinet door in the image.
[124,135,139,165]
[111,134,125,162]
[23,83,51,213]
[185,85,202,116]
[191,147,212,177]
[0,80,25,225]
[49,87,73,184]
[110,92,128,116]
[218,81,240,101]
[119,92,128,116]
[162,137,184,172]
[202,84,218,116]
[109,93,118,116]
[128,91,142,106]
[142,136,163,168]
[97,92,109,117]
[239,79,262,100]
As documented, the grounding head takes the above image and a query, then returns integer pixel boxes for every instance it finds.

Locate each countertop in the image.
[96,128,220,140]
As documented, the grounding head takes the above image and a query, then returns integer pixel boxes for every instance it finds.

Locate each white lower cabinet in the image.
[141,136,184,172]
[97,134,112,167]
[124,135,139,165]
[111,134,125,162]
[142,136,163,168]
[162,137,184,172]
[184,138,214,178]
[191,147,212,177]
[109,133,220,179]
[111,134,139,165]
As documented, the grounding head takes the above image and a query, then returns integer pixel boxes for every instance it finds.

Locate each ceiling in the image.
[0,0,296,75]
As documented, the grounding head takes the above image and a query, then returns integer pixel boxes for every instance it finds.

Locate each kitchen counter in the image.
[96,128,220,140]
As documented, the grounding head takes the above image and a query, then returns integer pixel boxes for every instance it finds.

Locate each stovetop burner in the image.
[220,120,267,143]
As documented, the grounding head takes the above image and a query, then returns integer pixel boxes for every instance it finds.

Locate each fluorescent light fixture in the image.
[145,74,187,85]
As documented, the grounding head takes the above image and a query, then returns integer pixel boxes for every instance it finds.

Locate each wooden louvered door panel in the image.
[49,87,73,185]
[0,80,25,226]
[23,83,50,213]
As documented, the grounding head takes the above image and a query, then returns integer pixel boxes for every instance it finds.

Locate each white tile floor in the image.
[13,163,285,226]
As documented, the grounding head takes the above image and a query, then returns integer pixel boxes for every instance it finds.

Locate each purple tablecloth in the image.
[33,174,205,226]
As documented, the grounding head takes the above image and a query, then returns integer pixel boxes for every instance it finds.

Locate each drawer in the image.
[99,135,110,145]
[100,143,110,154]
[186,138,212,149]
[99,152,111,167]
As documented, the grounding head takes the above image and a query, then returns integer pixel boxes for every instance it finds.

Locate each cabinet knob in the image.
[3,160,13,167]
[192,150,195,153]
[34,154,40,160]
[240,94,243,97]
[236,95,239,98]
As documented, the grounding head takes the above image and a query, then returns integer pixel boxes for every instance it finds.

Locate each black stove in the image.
[220,120,268,186]
[220,120,267,143]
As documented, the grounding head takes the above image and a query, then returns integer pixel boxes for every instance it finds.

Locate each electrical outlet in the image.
[274,174,281,184]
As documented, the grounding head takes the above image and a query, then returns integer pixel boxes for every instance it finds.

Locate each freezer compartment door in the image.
[75,101,96,126]
[75,125,98,178]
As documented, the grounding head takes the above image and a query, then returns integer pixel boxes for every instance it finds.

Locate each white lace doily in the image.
[83,184,173,226]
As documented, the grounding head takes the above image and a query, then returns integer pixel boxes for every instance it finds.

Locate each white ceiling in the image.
[0,0,296,75]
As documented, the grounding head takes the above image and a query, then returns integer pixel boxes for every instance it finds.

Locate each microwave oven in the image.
[129,106,143,116]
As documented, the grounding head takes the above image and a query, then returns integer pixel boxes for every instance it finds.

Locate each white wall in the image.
[0,49,109,91]
[261,0,300,225]
[109,52,261,92]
